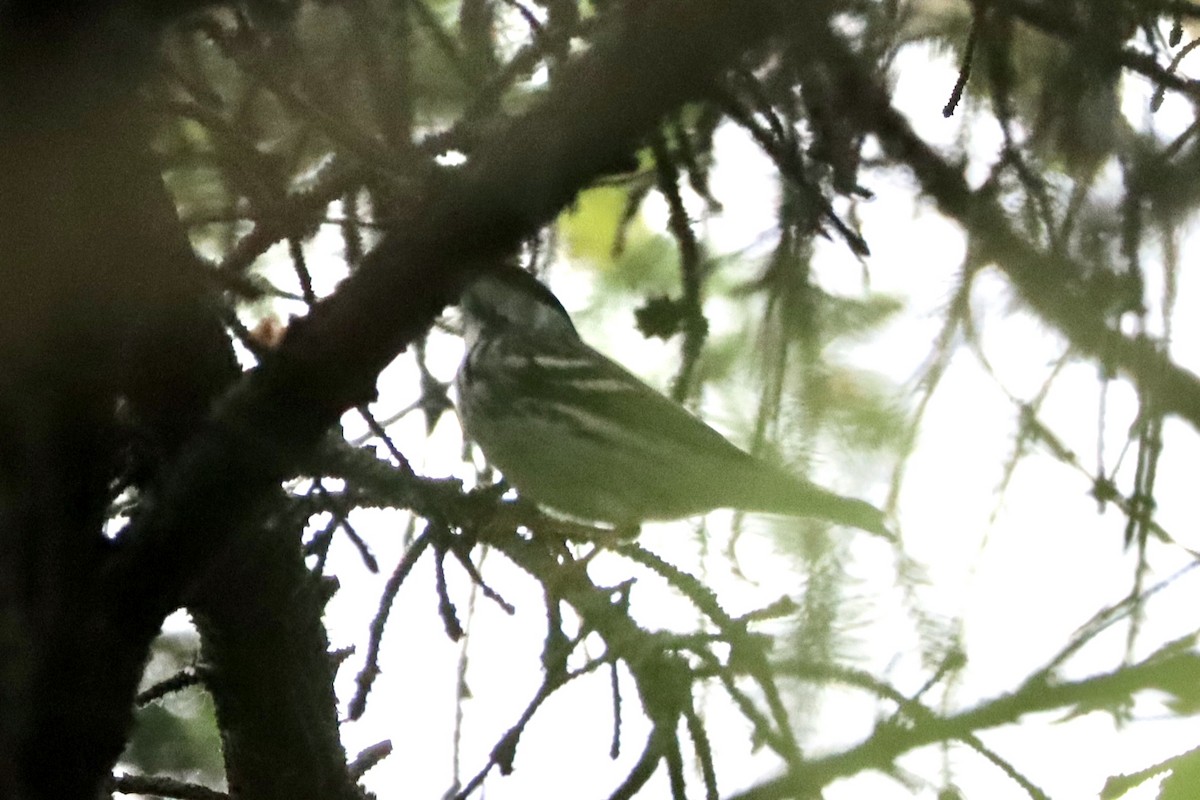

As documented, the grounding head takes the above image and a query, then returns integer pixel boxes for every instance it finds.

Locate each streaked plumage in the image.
[455,267,889,536]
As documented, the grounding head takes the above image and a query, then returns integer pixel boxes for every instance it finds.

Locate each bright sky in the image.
[155,33,1200,800]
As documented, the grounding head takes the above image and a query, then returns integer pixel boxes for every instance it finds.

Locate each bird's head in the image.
[459,266,577,346]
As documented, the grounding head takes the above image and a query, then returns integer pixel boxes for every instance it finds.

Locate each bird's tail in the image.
[733,466,893,539]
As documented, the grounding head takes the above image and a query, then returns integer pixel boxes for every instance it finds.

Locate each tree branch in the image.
[729,652,1200,799]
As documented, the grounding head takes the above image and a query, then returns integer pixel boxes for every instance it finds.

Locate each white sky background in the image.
[184,35,1200,800]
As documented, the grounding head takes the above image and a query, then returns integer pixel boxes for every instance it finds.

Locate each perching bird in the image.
[454,266,889,537]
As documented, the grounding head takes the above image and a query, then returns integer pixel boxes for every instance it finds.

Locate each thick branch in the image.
[188,518,357,800]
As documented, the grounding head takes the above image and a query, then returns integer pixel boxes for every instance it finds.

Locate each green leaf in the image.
[560,186,640,265]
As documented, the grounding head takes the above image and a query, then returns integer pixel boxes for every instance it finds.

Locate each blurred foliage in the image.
[560,185,650,267]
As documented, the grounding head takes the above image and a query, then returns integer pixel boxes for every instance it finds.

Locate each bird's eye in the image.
[462,292,508,329]
[480,306,507,328]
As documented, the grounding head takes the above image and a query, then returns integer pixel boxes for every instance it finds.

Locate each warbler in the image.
[454,266,889,537]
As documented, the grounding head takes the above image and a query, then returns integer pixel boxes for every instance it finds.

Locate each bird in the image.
[454,266,890,537]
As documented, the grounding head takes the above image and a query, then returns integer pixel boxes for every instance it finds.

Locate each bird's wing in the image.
[482,331,760,471]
